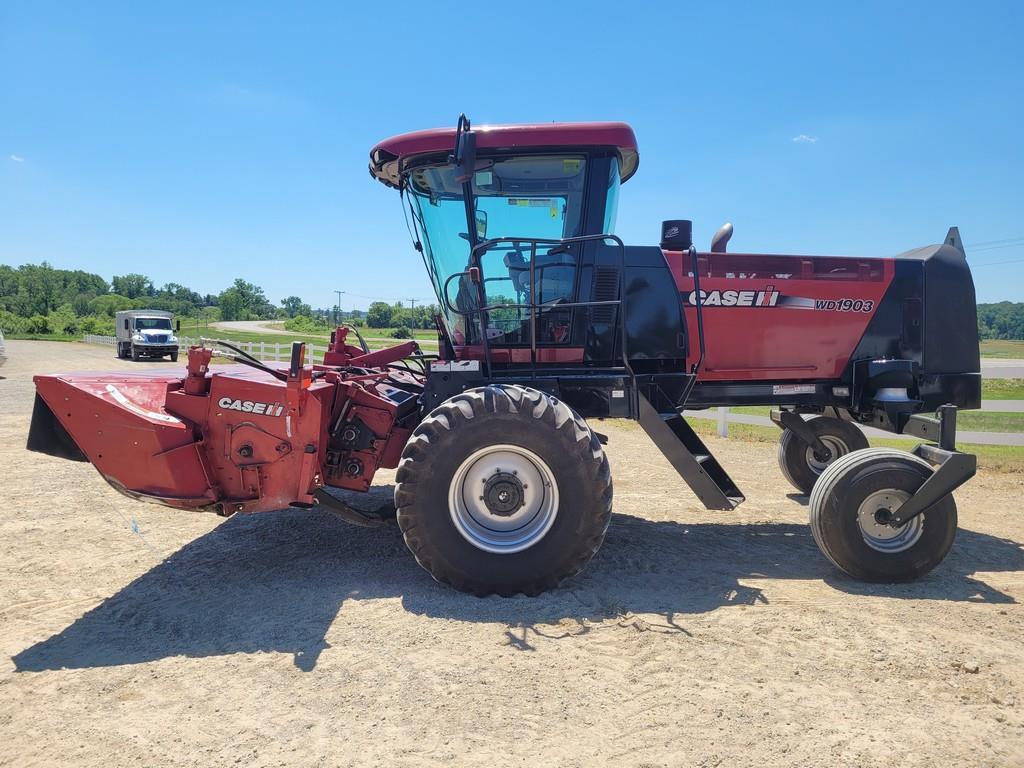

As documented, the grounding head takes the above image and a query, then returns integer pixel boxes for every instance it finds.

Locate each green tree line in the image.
[365,301,441,330]
[2,261,1019,341]
[977,301,1024,340]
[0,262,291,337]
[282,301,443,337]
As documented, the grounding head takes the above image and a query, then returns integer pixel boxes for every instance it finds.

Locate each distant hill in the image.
[978,302,1024,341]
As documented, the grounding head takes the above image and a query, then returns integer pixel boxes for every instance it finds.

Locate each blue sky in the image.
[2,1,1022,309]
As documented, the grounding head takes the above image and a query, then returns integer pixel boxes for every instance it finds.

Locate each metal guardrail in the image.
[82,334,329,364]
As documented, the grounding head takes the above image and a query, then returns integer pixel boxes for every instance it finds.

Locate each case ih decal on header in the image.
[28,114,981,598]
[217,397,285,417]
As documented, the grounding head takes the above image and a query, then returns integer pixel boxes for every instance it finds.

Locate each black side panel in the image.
[623,265,687,363]
[845,242,980,378]
[920,244,981,374]
[845,259,924,368]
[27,394,88,461]
[581,244,687,369]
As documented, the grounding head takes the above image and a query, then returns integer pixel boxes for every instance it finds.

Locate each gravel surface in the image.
[2,340,1022,768]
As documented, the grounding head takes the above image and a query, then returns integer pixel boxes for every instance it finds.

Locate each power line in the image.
[966,236,1024,248]
[969,242,1024,253]
[338,290,434,304]
[970,258,1024,268]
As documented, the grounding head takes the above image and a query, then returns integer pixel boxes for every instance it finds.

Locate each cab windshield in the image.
[405,154,619,344]
[135,317,172,331]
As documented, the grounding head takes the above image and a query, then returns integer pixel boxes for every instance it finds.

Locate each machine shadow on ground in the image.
[13,488,1023,673]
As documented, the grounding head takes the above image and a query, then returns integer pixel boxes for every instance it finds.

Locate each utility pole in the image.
[408,298,417,310]
[334,290,343,325]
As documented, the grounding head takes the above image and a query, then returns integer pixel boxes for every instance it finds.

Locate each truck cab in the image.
[115,310,180,361]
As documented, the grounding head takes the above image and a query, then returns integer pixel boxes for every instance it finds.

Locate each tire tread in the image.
[394,385,612,597]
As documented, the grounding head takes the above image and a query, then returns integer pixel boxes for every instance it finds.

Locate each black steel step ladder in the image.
[637,394,745,511]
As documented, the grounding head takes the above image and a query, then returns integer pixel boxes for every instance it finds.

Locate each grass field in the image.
[980,339,1024,358]
[204,330,1015,357]
[3,333,78,342]
[983,378,1024,399]
[727,402,1024,433]
[181,325,440,351]
[687,418,1024,473]
[6,327,1020,357]
[219,324,1019,356]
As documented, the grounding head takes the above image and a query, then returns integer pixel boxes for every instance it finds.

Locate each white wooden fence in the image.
[82,334,737,436]
[82,334,329,364]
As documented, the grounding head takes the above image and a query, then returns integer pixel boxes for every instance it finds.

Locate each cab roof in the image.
[369,122,639,189]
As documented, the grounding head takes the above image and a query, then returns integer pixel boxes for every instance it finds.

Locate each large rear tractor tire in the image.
[809,448,957,582]
[394,385,612,596]
[778,416,868,495]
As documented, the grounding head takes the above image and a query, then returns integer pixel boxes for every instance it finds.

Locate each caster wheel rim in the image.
[448,444,559,554]
[856,488,924,553]
[804,435,851,474]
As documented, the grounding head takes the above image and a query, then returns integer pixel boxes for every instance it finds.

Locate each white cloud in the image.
[791,134,818,144]
[9,154,25,162]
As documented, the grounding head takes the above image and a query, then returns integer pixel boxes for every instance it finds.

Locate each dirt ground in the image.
[1,340,1022,768]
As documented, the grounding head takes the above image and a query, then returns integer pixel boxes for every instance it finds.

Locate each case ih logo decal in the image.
[684,286,874,312]
[685,287,780,307]
[217,397,284,416]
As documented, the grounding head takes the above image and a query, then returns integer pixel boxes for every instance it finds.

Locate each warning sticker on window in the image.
[508,198,557,207]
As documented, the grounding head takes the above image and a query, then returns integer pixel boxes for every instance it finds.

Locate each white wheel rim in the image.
[448,444,559,554]
[805,435,850,474]
[856,489,924,553]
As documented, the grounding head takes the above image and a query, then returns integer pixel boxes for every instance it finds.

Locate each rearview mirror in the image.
[175,320,180,332]
[452,115,477,184]
[475,209,488,240]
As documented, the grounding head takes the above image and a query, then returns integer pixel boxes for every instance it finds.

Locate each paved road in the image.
[981,400,1024,412]
[210,320,290,335]
[982,358,1024,379]
[684,409,1024,446]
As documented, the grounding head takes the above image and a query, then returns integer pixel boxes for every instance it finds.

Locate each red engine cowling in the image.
[662,249,896,381]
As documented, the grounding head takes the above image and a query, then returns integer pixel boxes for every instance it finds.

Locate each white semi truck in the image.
[115,310,180,361]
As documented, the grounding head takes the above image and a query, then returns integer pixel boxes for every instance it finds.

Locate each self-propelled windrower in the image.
[29,115,980,595]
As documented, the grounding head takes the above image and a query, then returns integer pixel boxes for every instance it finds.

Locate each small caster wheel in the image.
[778,416,868,494]
[809,448,957,582]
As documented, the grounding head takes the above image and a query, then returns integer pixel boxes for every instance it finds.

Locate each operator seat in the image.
[504,251,531,296]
